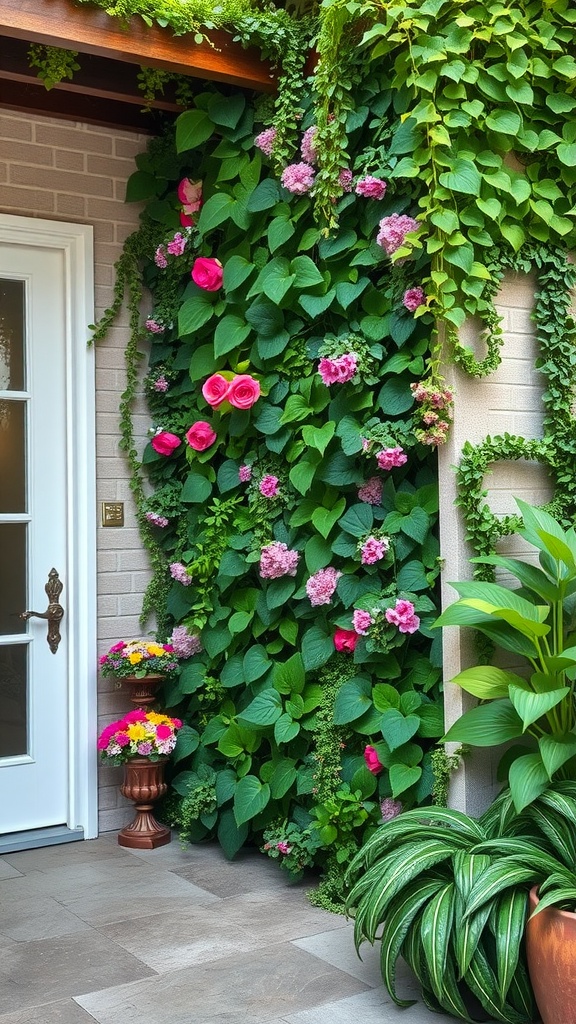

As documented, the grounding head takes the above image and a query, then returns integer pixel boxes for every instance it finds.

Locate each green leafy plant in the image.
[436,500,576,813]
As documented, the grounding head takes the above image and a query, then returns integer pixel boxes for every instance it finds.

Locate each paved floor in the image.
[0,833,454,1024]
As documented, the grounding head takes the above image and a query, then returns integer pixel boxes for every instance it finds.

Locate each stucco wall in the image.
[0,110,152,831]
[439,271,553,815]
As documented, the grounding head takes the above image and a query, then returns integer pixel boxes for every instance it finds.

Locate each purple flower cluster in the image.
[169,562,192,586]
[166,232,187,257]
[300,126,318,165]
[145,319,164,334]
[254,127,277,156]
[376,213,419,256]
[306,567,341,607]
[281,163,315,195]
[357,477,383,505]
[153,376,169,392]
[238,464,252,483]
[403,287,426,312]
[145,511,169,528]
[259,542,300,580]
[169,625,202,658]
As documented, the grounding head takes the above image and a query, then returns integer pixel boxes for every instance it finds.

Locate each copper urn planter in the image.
[526,885,576,1024]
[121,672,165,708]
[117,757,171,849]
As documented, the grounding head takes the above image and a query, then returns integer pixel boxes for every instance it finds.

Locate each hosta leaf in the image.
[233,775,270,825]
[420,882,455,1004]
[490,888,527,1000]
[509,684,569,731]
[376,879,441,1006]
[509,752,551,811]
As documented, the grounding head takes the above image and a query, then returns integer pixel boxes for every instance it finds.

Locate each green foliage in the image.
[436,501,576,812]
[27,44,80,90]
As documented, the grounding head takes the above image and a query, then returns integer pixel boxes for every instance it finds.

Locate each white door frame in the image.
[0,214,97,839]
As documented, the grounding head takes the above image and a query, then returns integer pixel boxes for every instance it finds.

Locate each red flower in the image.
[191,257,223,291]
[333,628,359,653]
[151,431,181,456]
[364,745,384,775]
[186,421,217,452]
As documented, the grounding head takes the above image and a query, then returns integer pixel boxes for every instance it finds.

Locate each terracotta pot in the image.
[117,757,171,849]
[121,673,164,708]
[526,885,576,1024]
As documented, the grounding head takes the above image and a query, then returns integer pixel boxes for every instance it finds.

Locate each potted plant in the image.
[98,708,182,848]
[99,637,181,706]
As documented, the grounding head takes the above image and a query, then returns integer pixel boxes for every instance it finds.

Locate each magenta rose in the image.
[191,257,223,291]
[202,373,231,408]
[186,421,217,452]
[364,745,384,775]
[227,375,261,410]
[151,431,181,456]
[333,628,359,653]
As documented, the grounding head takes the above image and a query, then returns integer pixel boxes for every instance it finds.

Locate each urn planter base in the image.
[526,885,576,1024]
[118,757,171,850]
[121,673,164,708]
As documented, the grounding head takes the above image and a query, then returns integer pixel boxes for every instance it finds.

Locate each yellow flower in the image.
[147,643,165,657]
[127,724,147,741]
[128,652,143,664]
[146,712,165,724]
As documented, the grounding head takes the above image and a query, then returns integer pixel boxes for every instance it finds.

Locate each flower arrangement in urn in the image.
[99,638,179,679]
[98,710,182,765]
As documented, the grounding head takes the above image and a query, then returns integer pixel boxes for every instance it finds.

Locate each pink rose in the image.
[186,421,217,452]
[178,178,203,225]
[202,373,231,408]
[151,431,181,456]
[364,745,384,775]
[227,375,261,410]
[333,628,359,653]
[191,257,223,291]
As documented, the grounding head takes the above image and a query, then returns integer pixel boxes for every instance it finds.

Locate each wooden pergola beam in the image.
[0,0,277,93]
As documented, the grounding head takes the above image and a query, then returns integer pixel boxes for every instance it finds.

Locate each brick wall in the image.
[0,111,152,830]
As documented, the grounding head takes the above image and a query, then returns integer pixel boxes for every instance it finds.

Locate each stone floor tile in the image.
[282,986,454,1024]
[292,922,383,986]
[2,837,131,873]
[75,942,369,1024]
[170,843,309,897]
[0,931,155,1014]
[0,858,22,880]
[0,894,91,942]
[0,998,98,1023]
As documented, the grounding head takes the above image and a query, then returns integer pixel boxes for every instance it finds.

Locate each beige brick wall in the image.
[438,271,552,815]
[0,111,152,831]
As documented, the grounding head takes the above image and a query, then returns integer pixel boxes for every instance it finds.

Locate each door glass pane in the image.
[0,279,25,391]
[0,400,26,513]
[0,644,27,757]
[0,524,26,634]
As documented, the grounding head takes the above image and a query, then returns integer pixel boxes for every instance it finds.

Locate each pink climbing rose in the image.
[186,421,217,451]
[191,257,223,291]
[364,745,383,775]
[202,374,231,408]
[151,431,181,456]
[227,375,261,410]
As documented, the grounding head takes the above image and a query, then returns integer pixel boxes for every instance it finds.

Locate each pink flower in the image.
[276,841,292,854]
[259,542,300,579]
[364,745,384,775]
[305,567,341,607]
[137,741,153,755]
[259,474,280,498]
[145,319,164,333]
[355,176,387,200]
[186,421,217,452]
[338,169,353,193]
[153,376,169,392]
[156,724,172,740]
[376,213,420,256]
[385,598,420,634]
[154,246,167,268]
[116,732,131,748]
[178,178,202,224]
[254,128,277,156]
[318,353,358,385]
[358,477,383,505]
[151,431,181,456]
[145,511,169,528]
[381,797,403,822]
[353,609,373,635]
[376,446,407,470]
[281,162,315,195]
[170,562,191,586]
[191,257,223,291]
[169,626,202,658]
[239,464,252,483]
[361,536,390,565]
[202,373,231,408]
[301,126,318,165]
[403,287,426,312]
[227,374,261,410]
[333,628,358,653]
[167,232,187,256]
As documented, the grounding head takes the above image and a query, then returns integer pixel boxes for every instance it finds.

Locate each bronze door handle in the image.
[20,568,64,654]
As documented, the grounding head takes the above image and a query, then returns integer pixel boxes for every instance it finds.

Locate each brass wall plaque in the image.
[102,501,124,527]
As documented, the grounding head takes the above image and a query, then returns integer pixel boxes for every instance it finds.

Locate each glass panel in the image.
[0,644,27,757]
[0,524,26,635]
[0,400,26,513]
[0,279,25,391]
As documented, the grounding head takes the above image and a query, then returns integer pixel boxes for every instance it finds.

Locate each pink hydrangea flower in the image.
[145,511,169,528]
[170,562,192,586]
[254,127,277,156]
[318,353,358,385]
[339,169,353,193]
[145,319,164,333]
[385,598,420,634]
[281,162,315,195]
[376,446,408,471]
[153,376,169,392]
[361,536,390,565]
[301,126,318,165]
[167,232,187,256]
[355,176,388,200]
[376,213,420,256]
[276,841,292,854]
[305,566,341,607]
[239,464,252,483]
[169,626,202,658]
[353,609,373,635]
[403,287,426,312]
[358,477,383,505]
[259,475,280,498]
[137,741,153,755]
[259,542,300,580]
[154,246,168,269]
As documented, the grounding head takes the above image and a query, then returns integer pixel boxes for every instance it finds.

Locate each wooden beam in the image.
[0,0,277,93]
[0,76,166,130]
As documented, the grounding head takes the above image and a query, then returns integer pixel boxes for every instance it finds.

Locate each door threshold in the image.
[0,826,84,854]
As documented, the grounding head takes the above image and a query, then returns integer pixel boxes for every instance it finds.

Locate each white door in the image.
[0,217,97,842]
